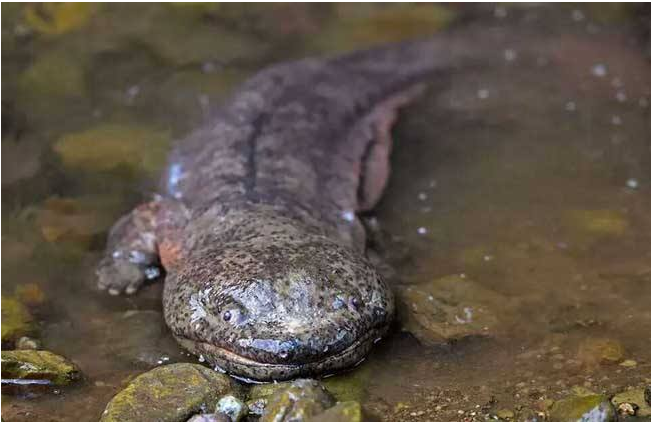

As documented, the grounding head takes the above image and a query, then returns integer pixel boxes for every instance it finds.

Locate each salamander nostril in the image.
[279,348,289,359]
[349,296,361,311]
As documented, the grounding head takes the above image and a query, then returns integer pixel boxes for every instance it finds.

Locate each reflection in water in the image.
[2,3,650,421]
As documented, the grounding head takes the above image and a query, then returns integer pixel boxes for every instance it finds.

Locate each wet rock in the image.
[1,350,81,385]
[16,336,41,350]
[1,296,35,346]
[309,401,362,422]
[100,363,238,422]
[14,283,46,307]
[577,338,625,366]
[188,413,231,422]
[611,388,651,418]
[397,274,508,345]
[53,124,170,174]
[103,310,182,368]
[37,196,122,248]
[495,408,514,420]
[259,379,335,422]
[619,359,637,367]
[549,392,615,422]
[24,3,97,35]
[216,395,247,422]
[309,4,456,54]
[322,363,371,402]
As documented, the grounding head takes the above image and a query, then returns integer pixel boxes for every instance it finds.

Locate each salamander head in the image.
[163,213,394,382]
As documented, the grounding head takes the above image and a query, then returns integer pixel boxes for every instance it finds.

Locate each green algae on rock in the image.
[1,296,35,346]
[100,363,238,422]
[322,362,372,403]
[53,124,170,174]
[23,3,98,35]
[611,388,651,418]
[309,401,363,422]
[397,274,508,345]
[259,379,335,422]
[1,350,81,385]
[308,4,456,54]
[549,392,616,422]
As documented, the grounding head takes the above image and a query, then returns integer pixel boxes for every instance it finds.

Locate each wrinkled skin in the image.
[96,34,489,381]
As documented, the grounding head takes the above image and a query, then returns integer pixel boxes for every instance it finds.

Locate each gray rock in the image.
[216,395,247,421]
[188,413,231,422]
[309,401,362,422]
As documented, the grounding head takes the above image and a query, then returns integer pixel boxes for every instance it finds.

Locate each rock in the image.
[611,388,651,418]
[216,395,247,422]
[396,274,507,345]
[259,379,335,422]
[14,283,46,307]
[308,4,456,54]
[188,413,231,422]
[495,409,514,420]
[24,3,97,35]
[103,310,182,368]
[1,350,81,385]
[577,338,625,366]
[619,359,638,367]
[1,296,35,346]
[37,196,123,249]
[309,401,362,422]
[16,336,41,350]
[53,124,170,174]
[100,363,238,422]
[322,363,371,402]
[566,209,629,236]
[549,393,616,422]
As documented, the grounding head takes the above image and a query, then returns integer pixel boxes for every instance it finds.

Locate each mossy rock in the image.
[1,296,35,345]
[53,124,170,174]
[309,401,362,422]
[611,388,651,418]
[308,4,456,54]
[100,363,238,422]
[259,379,335,422]
[23,3,98,35]
[322,363,372,403]
[1,350,81,385]
[549,393,616,422]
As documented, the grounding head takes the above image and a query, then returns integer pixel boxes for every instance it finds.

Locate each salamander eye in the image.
[223,310,232,322]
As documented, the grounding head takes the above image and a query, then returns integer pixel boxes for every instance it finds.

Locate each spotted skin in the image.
[96,35,482,381]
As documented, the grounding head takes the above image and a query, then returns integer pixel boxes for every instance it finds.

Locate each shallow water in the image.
[1,3,650,421]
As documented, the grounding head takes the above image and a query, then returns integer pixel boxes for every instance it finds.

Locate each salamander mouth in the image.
[174,327,386,382]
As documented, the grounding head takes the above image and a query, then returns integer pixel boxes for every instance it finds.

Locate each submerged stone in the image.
[322,363,371,403]
[53,124,170,174]
[100,363,237,422]
[23,3,97,35]
[611,388,651,418]
[577,338,625,366]
[259,379,335,422]
[309,401,363,422]
[549,393,615,422]
[397,274,507,345]
[1,350,81,385]
[1,296,35,345]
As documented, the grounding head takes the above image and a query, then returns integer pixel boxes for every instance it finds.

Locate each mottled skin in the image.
[97,36,476,381]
